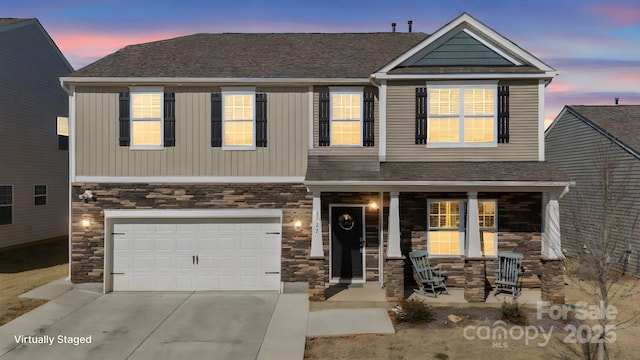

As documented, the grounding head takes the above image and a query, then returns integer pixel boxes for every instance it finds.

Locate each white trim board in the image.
[74,176,305,184]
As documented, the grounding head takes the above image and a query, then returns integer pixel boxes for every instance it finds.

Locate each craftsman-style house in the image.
[61,13,570,303]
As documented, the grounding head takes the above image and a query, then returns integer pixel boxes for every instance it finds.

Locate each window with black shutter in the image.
[318,91,330,146]
[497,85,510,143]
[415,87,428,144]
[363,91,375,147]
[211,92,222,147]
[255,92,267,147]
[119,92,130,146]
[164,92,176,147]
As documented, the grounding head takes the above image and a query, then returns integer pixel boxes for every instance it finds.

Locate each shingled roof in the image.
[567,105,640,155]
[0,18,30,28]
[70,32,428,78]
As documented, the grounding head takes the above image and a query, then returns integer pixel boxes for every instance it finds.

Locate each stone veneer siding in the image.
[540,259,565,304]
[71,183,315,291]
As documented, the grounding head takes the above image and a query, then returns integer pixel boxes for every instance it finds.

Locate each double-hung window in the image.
[0,185,12,225]
[427,199,498,257]
[57,116,69,150]
[223,89,255,149]
[428,200,465,256]
[330,88,363,146]
[427,84,496,147]
[34,185,47,206]
[130,90,163,149]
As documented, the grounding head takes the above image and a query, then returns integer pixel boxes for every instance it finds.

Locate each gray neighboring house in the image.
[0,18,73,248]
[546,105,640,275]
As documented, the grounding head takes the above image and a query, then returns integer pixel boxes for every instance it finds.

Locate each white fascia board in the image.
[60,77,371,86]
[103,208,283,220]
[74,176,305,184]
[377,13,555,74]
[305,180,575,192]
[372,72,559,81]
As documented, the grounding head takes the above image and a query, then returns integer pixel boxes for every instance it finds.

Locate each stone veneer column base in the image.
[385,257,405,301]
[464,258,488,302]
[541,258,565,304]
[308,257,326,301]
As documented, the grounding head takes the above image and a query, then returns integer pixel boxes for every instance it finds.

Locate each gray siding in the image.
[386,80,539,161]
[0,20,72,248]
[75,86,309,177]
[546,111,640,275]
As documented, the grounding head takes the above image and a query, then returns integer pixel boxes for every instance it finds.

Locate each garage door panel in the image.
[112,218,281,291]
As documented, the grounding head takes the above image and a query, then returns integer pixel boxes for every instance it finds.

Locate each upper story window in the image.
[331,90,362,146]
[130,91,163,149]
[426,84,496,147]
[223,90,255,149]
[318,87,374,147]
[57,116,69,150]
[0,185,12,225]
[34,185,47,206]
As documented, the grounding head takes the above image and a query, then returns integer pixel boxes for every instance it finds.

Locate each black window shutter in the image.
[498,85,510,143]
[164,92,176,147]
[255,93,267,147]
[318,91,330,147]
[415,87,428,144]
[363,91,375,147]
[119,92,130,146]
[211,92,222,147]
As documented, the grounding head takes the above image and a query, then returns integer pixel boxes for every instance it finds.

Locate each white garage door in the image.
[112,218,281,291]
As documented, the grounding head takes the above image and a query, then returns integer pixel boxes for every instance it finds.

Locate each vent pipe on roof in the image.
[392,22,396,32]
[615,97,620,105]
[408,20,413,33]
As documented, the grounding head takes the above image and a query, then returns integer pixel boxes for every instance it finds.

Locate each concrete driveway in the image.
[0,286,307,360]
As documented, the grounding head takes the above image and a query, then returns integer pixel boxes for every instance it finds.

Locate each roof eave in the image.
[304,180,574,192]
[371,71,559,81]
[60,76,373,86]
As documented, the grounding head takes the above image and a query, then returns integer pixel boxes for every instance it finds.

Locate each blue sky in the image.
[2,0,639,123]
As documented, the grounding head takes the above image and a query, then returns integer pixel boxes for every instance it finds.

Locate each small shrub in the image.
[434,353,449,360]
[500,300,529,325]
[396,298,433,323]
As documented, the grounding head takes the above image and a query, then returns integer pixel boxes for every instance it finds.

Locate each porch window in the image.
[428,200,465,256]
[479,200,497,256]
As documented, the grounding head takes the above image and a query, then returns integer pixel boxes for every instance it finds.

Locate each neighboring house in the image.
[61,13,571,303]
[546,105,640,275]
[0,18,73,248]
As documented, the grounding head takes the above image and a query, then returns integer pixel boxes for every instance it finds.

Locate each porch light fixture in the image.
[81,219,91,230]
[294,220,302,230]
[369,201,378,210]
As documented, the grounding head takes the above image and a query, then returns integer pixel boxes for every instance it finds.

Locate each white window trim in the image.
[478,199,498,258]
[427,199,466,257]
[426,83,498,148]
[129,87,164,150]
[0,184,13,225]
[34,184,47,207]
[329,86,364,147]
[221,88,256,150]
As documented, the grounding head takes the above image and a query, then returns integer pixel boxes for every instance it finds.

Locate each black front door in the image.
[331,206,364,281]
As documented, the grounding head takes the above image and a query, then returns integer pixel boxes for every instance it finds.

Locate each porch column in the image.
[466,191,482,257]
[542,189,564,259]
[310,191,324,258]
[387,192,402,258]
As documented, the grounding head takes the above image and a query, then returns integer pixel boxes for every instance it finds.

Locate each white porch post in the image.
[387,192,402,258]
[310,191,324,257]
[542,190,564,259]
[466,191,482,257]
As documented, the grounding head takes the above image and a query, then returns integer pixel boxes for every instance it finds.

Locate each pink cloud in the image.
[588,3,640,26]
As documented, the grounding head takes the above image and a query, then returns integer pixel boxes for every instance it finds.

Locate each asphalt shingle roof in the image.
[568,105,640,154]
[0,18,30,28]
[70,32,429,78]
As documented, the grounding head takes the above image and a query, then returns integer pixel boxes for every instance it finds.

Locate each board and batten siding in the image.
[385,80,540,161]
[309,86,379,158]
[546,110,640,275]
[75,87,308,177]
[0,20,72,248]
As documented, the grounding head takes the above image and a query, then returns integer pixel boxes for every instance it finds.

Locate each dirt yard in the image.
[0,237,68,326]
[305,258,640,360]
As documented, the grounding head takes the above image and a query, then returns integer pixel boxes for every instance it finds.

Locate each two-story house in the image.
[0,18,72,249]
[61,13,571,303]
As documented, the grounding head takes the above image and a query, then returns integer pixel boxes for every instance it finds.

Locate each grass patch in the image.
[500,300,529,325]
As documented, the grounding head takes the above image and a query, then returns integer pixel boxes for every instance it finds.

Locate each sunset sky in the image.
[2,0,638,124]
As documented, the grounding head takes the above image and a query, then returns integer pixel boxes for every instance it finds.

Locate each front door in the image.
[330,206,364,282]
